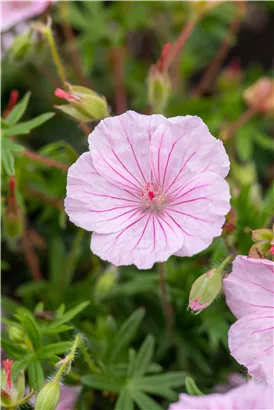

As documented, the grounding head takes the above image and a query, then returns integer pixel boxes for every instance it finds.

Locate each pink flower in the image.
[65,111,230,269]
[223,256,274,385]
[169,382,273,409]
[1,1,53,32]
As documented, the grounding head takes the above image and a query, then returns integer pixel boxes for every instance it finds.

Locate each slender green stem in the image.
[44,26,67,84]
[55,361,68,383]
[159,263,173,337]
[81,344,101,375]
[62,229,84,288]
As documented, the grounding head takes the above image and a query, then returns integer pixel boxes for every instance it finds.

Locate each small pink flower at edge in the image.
[169,382,273,410]
[64,111,230,269]
[2,359,13,389]
[223,256,274,385]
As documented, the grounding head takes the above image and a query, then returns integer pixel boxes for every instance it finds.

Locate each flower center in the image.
[141,182,165,212]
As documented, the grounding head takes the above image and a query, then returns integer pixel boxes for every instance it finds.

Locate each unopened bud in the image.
[35,380,60,410]
[148,68,171,114]
[55,84,109,122]
[94,265,118,302]
[252,228,273,243]
[249,226,274,258]
[243,77,274,116]
[189,257,231,313]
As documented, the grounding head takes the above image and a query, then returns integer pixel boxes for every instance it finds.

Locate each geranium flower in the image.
[1,1,53,32]
[223,256,274,385]
[65,111,230,269]
[169,382,273,409]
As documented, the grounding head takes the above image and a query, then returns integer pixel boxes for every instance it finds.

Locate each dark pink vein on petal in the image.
[152,216,156,251]
[122,124,147,184]
[164,150,197,195]
[166,208,211,223]
[163,211,193,237]
[157,130,165,185]
[170,184,212,204]
[83,191,139,203]
[170,196,208,207]
[112,149,143,188]
[115,212,148,240]
[104,207,141,222]
[155,216,168,246]
[88,204,136,214]
[131,213,152,251]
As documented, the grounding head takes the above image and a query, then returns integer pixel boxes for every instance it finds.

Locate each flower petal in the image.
[224,256,274,319]
[164,172,231,257]
[91,212,184,269]
[89,111,166,193]
[65,152,142,234]
[150,115,230,193]
[169,382,273,410]
[228,310,274,385]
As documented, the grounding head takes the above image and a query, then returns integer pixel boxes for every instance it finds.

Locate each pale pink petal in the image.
[65,152,142,234]
[169,382,273,410]
[228,309,274,385]
[224,256,274,319]
[89,111,154,193]
[1,1,53,32]
[91,212,185,269]
[150,115,229,193]
[165,172,231,257]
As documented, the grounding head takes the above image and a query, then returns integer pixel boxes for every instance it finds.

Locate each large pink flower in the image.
[65,111,230,269]
[169,382,273,409]
[1,1,53,32]
[224,256,274,385]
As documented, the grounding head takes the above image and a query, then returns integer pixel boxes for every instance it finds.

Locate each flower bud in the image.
[94,265,118,302]
[148,68,171,114]
[189,257,231,313]
[243,77,274,116]
[249,226,274,258]
[55,84,109,122]
[35,381,60,410]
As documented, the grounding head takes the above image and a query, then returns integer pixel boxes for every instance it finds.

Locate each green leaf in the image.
[46,301,90,330]
[1,338,27,359]
[1,138,24,176]
[2,113,55,138]
[82,374,122,393]
[36,341,73,360]
[20,313,42,351]
[110,308,145,361]
[11,353,33,378]
[28,360,44,390]
[185,377,203,396]
[5,92,31,125]
[135,372,187,400]
[131,390,164,410]
[41,325,73,335]
[49,237,66,286]
[132,335,154,377]
[115,388,134,410]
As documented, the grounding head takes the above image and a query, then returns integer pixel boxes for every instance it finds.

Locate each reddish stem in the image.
[3,90,19,118]
[110,47,127,115]
[163,18,197,72]
[23,149,69,171]
[22,230,42,281]
[193,15,242,96]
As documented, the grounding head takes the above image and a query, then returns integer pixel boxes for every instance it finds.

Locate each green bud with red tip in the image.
[249,226,274,258]
[189,257,232,314]
[55,83,109,122]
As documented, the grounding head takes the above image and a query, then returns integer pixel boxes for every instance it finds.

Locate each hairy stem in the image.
[159,263,173,337]
[44,26,67,84]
